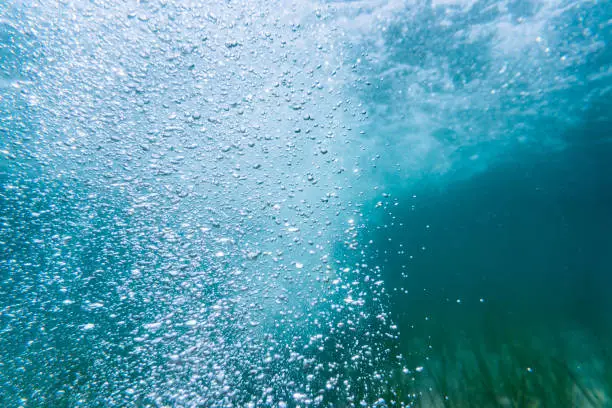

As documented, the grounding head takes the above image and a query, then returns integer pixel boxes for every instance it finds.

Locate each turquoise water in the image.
[1,0,611,406]
[367,141,612,346]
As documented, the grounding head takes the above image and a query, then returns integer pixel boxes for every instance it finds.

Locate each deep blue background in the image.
[366,120,612,355]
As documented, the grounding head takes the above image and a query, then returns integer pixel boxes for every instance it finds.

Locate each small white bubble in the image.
[144,322,162,330]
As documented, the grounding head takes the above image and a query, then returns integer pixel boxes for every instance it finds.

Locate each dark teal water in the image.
[370,139,612,343]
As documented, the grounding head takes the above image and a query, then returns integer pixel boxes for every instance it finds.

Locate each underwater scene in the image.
[1,0,611,406]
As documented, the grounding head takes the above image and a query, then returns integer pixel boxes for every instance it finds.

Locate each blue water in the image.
[1,0,611,406]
